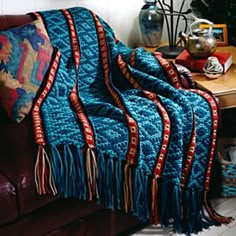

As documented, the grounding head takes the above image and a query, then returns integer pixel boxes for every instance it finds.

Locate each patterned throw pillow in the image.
[0,19,53,122]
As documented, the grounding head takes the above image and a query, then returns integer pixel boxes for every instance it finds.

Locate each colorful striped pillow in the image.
[0,19,53,122]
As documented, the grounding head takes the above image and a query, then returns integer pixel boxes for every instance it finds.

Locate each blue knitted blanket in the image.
[30,7,232,234]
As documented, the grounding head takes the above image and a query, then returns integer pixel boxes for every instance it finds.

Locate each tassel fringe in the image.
[96,151,105,204]
[34,145,57,195]
[203,191,234,224]
[85,148,99,201]
[76,147,87,199]
[172,185,182,233]
[133,168,149,222]
[123,163,133,213]
[115,159,122,209]
[103,157,123,209]
[35,145,234,234]
[151,178,159,225]
[106,158,115,209]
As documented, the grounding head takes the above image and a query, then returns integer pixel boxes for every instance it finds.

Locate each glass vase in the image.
[139,0,164,47]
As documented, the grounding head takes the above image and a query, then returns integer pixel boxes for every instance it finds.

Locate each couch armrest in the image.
[0,14,33,30]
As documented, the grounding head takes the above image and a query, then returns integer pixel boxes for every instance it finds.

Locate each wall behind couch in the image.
[0,0,190,48]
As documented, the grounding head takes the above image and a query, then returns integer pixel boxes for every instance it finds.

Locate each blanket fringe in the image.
[123,163,133,213]
[150,180,232,234]
[159,182,170,227]
[180,188,234,235]
[34,145,57,195]
[115,159,123,209]
[181,189,210,234]
[96,151,105,204]
[172,185,182,233]
[203,191,234,224]
[76,147,87,199]
[63,145,80,197]
[133,168,149,222]
[36,144,233,234]
[50,145,64,194]
[106,158,115,209]
[49,145,100,200]
[85,148,99,201]
[103,157,124,210]
[151,178,159,225]
[159,182,182,232]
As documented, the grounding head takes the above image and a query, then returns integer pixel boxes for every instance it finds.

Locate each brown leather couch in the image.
[0,14,143,236]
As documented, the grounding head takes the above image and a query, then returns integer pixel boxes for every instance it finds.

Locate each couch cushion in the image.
[0,173,18,224]
[0,19,53,123]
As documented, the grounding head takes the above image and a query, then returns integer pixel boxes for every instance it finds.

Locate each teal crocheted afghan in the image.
[30,7,232,235]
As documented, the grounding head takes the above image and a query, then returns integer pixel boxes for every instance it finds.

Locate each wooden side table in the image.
[143,45,236,110]
[192,46,236,110]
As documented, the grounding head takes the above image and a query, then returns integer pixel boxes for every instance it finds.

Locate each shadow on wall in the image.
[128,15,142,48]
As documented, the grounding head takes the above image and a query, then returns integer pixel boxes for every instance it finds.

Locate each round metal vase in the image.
[139,0,164,47]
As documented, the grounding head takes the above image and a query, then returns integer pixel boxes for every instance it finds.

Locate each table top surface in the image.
[192,46,236,96]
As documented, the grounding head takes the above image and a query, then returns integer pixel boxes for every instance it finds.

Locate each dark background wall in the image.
[191,0,236,46]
